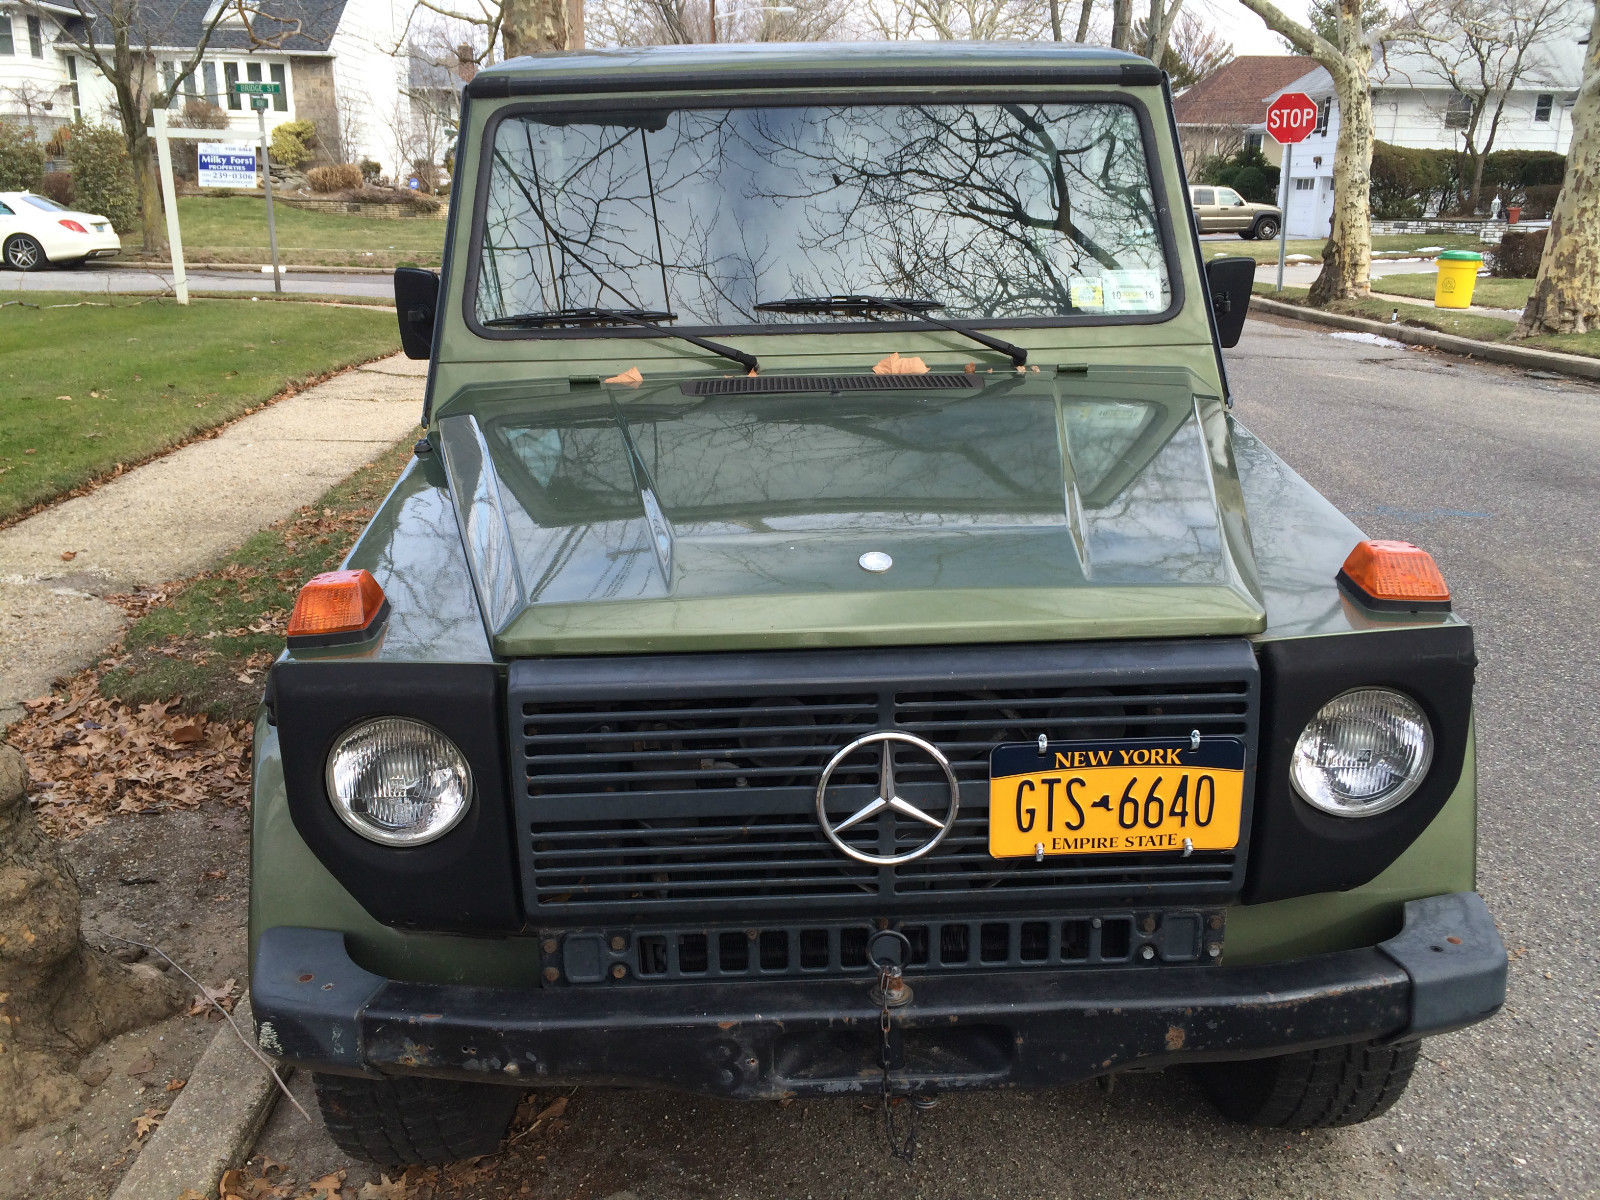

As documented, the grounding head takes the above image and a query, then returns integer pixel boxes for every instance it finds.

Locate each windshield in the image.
[22,195,67,212]
[473,101,1174,330]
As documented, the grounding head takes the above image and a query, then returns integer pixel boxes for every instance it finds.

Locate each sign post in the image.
[234,80,284,293]
[1265,91,1318,293]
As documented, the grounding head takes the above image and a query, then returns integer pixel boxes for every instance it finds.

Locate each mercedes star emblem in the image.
[815,731,960,866]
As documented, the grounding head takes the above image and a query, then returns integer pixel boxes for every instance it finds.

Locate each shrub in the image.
[64,124,138,232]
[306,163,363,192]
[269,120,317,170]
[0,119,46,191]
[44,124,73,159]
[358,158,382,183]
[1197,146,1280,203]
[38,170,74,206]
[1488,229,1547,278]
[1369,141,1457,219]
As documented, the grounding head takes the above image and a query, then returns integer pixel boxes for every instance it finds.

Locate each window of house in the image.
[1245,132,1263,152]
[1315,99,1330,135]
[1294,177,1315,191]
[246,60,262,84]
[27,14,42,57]
[0,14,14,55]
[269,63,287,111]
[202,61,218,106]
[1535,93,1554,122]
[66,55,80,119]
[1444,92,1474,129]
[224,61,240,109]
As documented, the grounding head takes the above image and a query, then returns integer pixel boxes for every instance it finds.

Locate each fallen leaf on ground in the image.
[164,1077,187,1092]
[306,1170,346,1199]
[188,977,239,1016]
[60,550,78,562]
[356,1175,411,1199]
[132,1107,163,1138]
[603,366,644,385]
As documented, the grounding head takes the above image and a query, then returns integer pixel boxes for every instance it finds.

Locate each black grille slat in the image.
[682,373,980,396]
[510,641,1260,923]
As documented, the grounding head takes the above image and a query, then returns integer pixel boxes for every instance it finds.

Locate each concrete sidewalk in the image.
[0,354,424,728]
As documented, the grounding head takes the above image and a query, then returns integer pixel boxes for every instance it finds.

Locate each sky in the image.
[1184,0,1314,55]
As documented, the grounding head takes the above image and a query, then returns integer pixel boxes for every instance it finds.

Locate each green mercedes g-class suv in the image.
[250,41,1505,1167]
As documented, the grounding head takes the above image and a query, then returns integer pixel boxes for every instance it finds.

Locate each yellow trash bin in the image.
[1434,251,1484,309]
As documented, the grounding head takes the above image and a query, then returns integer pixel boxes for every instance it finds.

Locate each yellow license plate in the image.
[988,737,1245,859]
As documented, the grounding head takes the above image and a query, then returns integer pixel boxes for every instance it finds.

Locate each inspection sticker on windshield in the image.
[987,737,1245,858]
[1069,277,1106,310]
[1102,269,1164,313]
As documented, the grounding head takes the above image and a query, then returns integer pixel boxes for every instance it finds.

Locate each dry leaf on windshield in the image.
[872,352,929,375]
[603,366,644,386]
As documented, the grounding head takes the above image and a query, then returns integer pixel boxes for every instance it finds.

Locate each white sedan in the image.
[0,191,121,270]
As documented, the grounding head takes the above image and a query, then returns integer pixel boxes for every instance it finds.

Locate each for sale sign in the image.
[197,142,258,189]
[1265,92,1319,145]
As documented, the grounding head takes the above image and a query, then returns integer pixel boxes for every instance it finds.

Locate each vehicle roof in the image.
[464,40,1162,99]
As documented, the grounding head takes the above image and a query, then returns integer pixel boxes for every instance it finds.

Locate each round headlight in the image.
[325,718,472,845]
[1291,689,1433,817]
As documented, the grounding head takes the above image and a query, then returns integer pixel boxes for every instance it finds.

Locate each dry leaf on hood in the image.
[872,352,928,376]
[604,366,644,386]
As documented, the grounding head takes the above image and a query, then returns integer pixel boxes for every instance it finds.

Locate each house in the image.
[0,0,425,179]
[1173,54,1318,173]
[1262,31,1586,238]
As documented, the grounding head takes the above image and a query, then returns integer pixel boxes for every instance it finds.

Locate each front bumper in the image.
[252,892,1504,1098]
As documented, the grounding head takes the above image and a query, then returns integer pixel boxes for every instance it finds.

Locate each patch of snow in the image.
[1417,245,1446,253]
[1285,254,1314,263]
[1329,331,1407,349]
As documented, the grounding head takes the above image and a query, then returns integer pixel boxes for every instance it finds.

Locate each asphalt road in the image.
[251,316,1598,1199]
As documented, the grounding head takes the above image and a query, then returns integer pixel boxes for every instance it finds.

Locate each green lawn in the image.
[1369,272,1535,309]
[145,196,446,269]
[101,438,414,722]
[1212,232,1484,266]
[1253,281,1600,359]
[0,293,399,522]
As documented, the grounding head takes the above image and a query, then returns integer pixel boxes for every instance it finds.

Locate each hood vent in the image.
[682,373,981,396]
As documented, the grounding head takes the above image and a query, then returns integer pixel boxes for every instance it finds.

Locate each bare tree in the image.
[3,80,68,136]
[19,0,321,253]
[1387,0,1580,212]
[1515,0,1600,336]
[588,0,850,45]
[403,0,579,63]
[869,0,1049,40]
[1179,122,1247,176]
[1110,0,1133,47]
[1233,0,1393,302]
[1135,8,1233,86]
[1137,0,1184,61]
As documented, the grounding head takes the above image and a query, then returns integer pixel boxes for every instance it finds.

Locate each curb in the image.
[109,999,286,1200]
[1249,296,1600,382]
[106,261,398,276]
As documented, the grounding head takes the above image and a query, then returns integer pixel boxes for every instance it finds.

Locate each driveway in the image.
[255,317,1600,1199]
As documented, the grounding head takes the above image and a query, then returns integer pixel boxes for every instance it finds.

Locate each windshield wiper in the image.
[483,307,757,373]
[754,294,1027,368]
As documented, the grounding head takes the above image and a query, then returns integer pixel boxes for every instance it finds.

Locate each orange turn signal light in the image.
[1337,540,1451,612]
[286,569,389,643]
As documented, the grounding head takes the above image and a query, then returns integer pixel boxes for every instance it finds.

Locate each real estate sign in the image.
[197,143,259,189]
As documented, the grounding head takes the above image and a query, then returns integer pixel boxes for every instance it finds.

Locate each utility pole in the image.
[254,98,282,294]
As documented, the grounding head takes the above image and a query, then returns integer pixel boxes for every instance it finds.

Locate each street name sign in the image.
[197,142,258,189]
[233,80,282,95]
[1266,92,1318,145]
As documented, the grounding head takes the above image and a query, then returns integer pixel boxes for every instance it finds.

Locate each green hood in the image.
[436,365,1264,655]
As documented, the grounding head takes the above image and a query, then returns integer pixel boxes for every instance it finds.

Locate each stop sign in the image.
[1266,92,1319,145]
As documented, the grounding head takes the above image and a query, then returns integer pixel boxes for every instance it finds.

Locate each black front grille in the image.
[510,641,1259,923]
[544,909,1223,986]
[682,373,980,396]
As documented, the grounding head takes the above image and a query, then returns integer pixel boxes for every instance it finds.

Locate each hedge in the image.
[1369,141,1567,218]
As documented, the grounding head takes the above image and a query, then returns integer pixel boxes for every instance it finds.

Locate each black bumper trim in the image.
[251,891,1504,1097]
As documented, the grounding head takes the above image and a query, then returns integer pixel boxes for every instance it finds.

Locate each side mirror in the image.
[394,267,439,360]
[1205,256,1254,349]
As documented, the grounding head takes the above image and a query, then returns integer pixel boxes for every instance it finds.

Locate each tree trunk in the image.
[1516,1,1600,337]
[0,747,184,1143]
[134,134,166,257]
[1110,0,1132,49]
[1309,65,1375,303]
[502,0,572,57]
[1049,0,1064,40]
[1075,0,1095,42]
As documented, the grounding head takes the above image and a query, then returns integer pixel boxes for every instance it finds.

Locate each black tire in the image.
[1196,1039,1420,1129]
[3,234,48,271]
[312,1072,524,1167]
[1253,216,1281,241]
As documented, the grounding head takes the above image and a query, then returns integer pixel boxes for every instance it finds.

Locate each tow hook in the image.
[868,929,914,1007]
